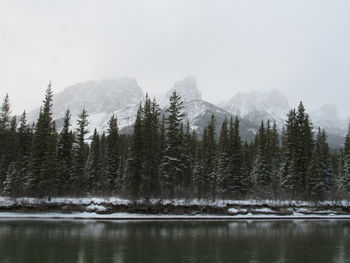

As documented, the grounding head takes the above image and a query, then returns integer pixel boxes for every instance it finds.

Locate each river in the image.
[0,219,349,262]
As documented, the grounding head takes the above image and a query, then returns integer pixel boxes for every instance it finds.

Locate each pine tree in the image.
[181,122,196,194]
[192,146,204,199]
[124,105,143,199]
[342,123,350,193]
[99,132,108,189]
[26,82,57,196]
[279,103,314,197]
[228,116,245,196]
[3,162,21,197]
[251,122,271,190]
[15,111,32,195]
[295,102,314,194]
[241,141,254,194]
[105,114,120,194]
[199,115,217,199]
[267,121,280,195]
[0,94,12,191]
[56,109,74,195]
[160,91,184,197]
[39,121,57,196]
[345,122,350,156]
[0,94,10,131]
[86,129,101,194]
[217,117,231,196]
[335,149,345,192]
[305,128,334,199]
[319,130,334,192]
[71,108,89,195]
[140,96,161,199]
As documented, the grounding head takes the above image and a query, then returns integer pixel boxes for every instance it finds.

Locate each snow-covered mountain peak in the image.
[161,76,201,106]
[54,78,143,115]
[28,78,144,136]
[310,104,346,136]
[218,89,290,127]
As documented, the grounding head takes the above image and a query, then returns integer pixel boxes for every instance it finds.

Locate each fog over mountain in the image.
[1,1,350,119]
[27,76,348,148]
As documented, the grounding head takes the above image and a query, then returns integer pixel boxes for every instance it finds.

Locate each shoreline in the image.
[2,196,350,219]
[1,212,350,221]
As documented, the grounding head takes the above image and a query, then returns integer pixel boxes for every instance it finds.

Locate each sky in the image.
[0,0,350,118]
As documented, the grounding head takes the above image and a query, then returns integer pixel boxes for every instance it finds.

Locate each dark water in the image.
[0,219,350,263]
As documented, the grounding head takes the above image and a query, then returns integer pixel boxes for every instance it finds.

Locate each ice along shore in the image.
[1,196,350,220]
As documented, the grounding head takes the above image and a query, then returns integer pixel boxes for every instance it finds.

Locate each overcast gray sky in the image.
[0,0,349,117]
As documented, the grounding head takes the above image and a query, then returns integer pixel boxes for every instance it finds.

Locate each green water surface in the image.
[0,219,349,263]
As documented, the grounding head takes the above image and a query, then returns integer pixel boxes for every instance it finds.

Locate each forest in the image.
[0,83,350,201]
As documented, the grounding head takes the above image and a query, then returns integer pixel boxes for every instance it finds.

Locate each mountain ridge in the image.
[27,77,347,147]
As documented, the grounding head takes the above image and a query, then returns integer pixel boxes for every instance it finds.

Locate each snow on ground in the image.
[0,212,349,220]
[228,208,248,214]
[85,204,108,213]
[252,208,276,213]
[1,196,350,208]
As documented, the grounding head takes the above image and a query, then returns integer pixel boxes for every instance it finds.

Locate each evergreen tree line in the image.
[1,84,350,200]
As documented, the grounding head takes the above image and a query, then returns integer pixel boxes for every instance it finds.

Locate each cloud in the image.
[0,0,349,118]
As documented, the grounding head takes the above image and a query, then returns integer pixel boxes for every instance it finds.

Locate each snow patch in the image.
[85,204,108,213]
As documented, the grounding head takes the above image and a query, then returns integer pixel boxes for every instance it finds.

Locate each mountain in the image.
[310,104,348,148]
[179,100,257,140]
[160,76,201,107]
[310,105,345,136]
[28,78,144,136]
[160,76,257,139]
[218,89,290,128]
[219,89,347,148]
[27,76,257,140]
[27,77,346,147]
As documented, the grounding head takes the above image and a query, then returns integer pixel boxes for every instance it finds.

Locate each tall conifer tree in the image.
[71,108,89,195]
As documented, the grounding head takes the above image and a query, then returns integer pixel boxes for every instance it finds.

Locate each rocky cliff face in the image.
[28,78,144,136]
[218,89,290,128]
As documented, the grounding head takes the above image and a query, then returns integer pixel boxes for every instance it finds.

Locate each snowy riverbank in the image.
[1,212,350,220]
[1,196,350,218]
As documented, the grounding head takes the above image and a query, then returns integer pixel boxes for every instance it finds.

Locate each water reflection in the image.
[0,220,349,263]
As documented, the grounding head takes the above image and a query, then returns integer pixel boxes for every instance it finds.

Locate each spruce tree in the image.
[241,141,254,194]
[56,109,74,195]
[86,129,101,194]
[342,123,350,193]
[160,91,184,197]
[16,111,32,195]
[228,116,244,196]
[99,132,108,188]
[26,82,57,196]
[105,114,120,194]
[192,146,204,199]
[0,94,10,130]
[217,117,231,196]
[306,129,331,199]
[295,102,314,194]
[251,122,271,191]
[0,94,12,191]
[335,149,345,192]
[3,162,21,197]
[71,108,89,195]
[319,130,334,192]
[140,96,161,199]
[39,121,57,196]
[200,115,217,199]
[124,105,143,199]
[267,121,280,195]
[279,103,314,197]
[181,122,196,194]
